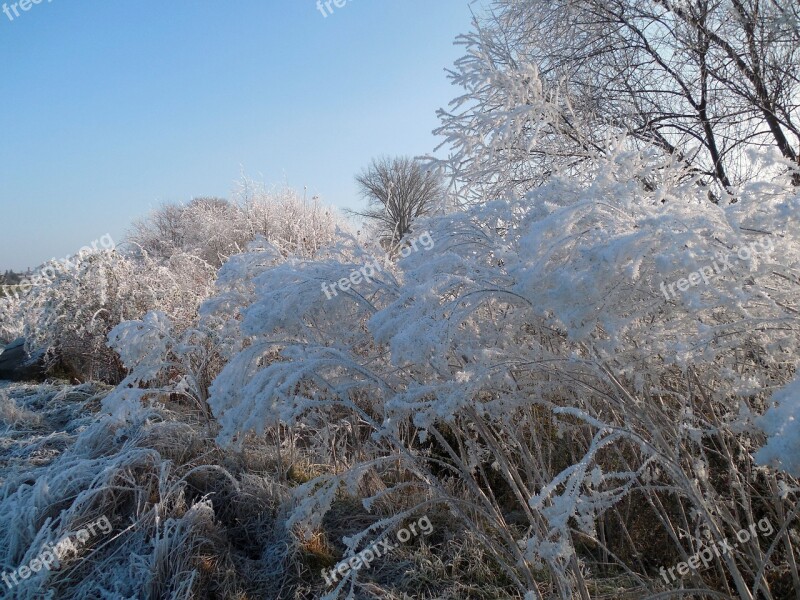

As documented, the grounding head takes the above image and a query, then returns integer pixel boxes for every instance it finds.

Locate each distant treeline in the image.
[0,271,25,296]
[0,271,24,286]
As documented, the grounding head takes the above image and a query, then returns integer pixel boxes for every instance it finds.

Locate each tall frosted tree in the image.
[432,0,800,203]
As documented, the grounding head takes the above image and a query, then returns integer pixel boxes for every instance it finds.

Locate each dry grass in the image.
[0,382,546,599]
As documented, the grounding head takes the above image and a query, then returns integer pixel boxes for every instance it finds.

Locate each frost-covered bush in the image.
[0,248,218,383]
[199,153,800,599]
[6,250,216,383]
[129,196,243,267]
[101,188,342,414]
[130,183,339,266]
[103,309,228,421]
[0,293,23,344]
[235,181,340,258]
[0,185,340,386]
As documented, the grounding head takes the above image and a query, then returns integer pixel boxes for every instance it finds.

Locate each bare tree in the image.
[352,156,444,245]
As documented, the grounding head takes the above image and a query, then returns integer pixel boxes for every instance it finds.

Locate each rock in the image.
[0,338,45,381]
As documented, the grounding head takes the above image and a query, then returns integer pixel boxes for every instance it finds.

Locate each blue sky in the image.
[0,0,476,271]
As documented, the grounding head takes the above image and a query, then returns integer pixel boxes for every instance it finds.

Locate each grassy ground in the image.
[0,382,536,599]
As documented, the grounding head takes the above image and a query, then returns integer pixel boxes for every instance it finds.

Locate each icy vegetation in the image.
[2,1,800,598]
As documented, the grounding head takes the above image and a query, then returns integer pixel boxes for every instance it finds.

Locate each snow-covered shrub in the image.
[0,184,340,388]
[102,310,228,421]
[129,183,339,266]
[202,153,800,598]
[10,249,216,383]
[100,188,342,416]
[0,293,23,344]
[129,196,244,267]
[235,181,339,258]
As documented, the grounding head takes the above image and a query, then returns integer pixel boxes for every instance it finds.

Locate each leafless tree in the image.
[351,156,444,245]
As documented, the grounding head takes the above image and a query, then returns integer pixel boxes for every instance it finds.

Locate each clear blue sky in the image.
[0,0,476,271]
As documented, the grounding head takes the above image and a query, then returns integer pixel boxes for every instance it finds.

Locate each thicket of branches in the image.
[432,0,800,203]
